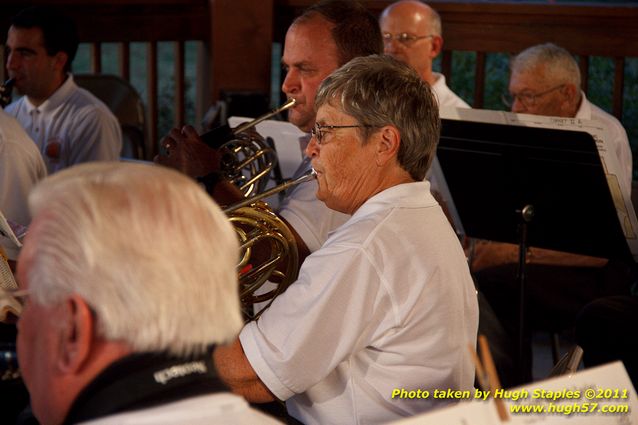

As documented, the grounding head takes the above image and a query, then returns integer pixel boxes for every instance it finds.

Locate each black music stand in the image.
[437,118,634,382]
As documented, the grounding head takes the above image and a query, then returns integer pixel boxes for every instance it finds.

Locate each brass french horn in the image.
[225,169,317,320]
[201,99,296,198]
[197,98,310,319]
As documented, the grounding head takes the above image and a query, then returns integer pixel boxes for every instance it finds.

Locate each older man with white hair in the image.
[507,42,632,196]
[15,162,280,424]
[474,43,634,386]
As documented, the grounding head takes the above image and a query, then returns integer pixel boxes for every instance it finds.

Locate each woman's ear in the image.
[560,83,580,114]
[375,125,401,167]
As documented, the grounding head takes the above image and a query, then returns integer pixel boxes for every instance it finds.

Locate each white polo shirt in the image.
[241,181,479,425]
[6,74,122,174]
[575,92,633,198]
[431,72,470,109]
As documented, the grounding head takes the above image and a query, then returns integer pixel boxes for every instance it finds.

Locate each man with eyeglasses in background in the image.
[379,1,524,387]
[380,0,469,109]
[473,43,635,386]
[379,0,471,228]
[505,42,632,197]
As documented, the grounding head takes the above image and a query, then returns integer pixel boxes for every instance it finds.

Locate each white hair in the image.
[26,162,243,357]
[426,3,442,37]
[511,42,581,88]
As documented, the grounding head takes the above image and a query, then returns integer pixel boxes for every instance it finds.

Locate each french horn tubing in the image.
[197,98,306,318]
[200,99,297,197]
[225,169,317,320]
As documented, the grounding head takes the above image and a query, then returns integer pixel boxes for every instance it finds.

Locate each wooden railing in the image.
[1,1,637,162]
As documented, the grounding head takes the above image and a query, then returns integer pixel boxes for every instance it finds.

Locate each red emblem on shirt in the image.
[45,138,62,159]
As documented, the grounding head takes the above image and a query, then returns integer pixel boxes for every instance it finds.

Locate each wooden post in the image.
[208,0,274,103]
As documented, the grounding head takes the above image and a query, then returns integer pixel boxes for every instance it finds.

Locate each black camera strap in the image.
[64,348,227,424]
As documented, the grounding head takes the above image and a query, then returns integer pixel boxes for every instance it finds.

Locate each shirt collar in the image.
[24,73,76,114]
[350,181,435,222]
[574,90,591,120]
[431,72,445,89]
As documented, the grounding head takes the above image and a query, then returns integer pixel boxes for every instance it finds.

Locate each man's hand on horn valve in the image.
[155,125,221,178]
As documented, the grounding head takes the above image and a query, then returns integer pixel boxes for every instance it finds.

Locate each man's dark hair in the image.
[11,6,79,74]
[297,0,383,66]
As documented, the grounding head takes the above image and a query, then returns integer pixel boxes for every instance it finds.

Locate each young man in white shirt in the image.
[5,6,122,174]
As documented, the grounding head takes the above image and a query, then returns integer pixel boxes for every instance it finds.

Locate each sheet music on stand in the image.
[0,210,23,250]
[0,209,22,319]
[387,361,638,424]
[438,107,638,262]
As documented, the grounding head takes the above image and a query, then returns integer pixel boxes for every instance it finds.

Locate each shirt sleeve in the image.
[239,243,391,400]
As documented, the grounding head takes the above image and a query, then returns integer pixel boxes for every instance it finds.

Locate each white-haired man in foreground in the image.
[15,162,280,424]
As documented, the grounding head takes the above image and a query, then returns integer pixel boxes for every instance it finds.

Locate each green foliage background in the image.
[73,42,198,139]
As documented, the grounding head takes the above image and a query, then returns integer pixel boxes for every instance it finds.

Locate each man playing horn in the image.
[155,0,382,264]
[213,54,479,425]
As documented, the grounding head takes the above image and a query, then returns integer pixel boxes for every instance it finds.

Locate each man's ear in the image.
[53,51,69,73]
[430,35,443,59]
[56,295,95,374]
[560,83,580,114]
[375,125,401,167]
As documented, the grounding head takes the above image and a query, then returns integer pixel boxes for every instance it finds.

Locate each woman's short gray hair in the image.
[315,54,440,181]
[26,162,243,357]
